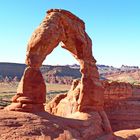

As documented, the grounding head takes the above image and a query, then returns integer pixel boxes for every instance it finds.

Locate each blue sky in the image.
[0,0,140,67]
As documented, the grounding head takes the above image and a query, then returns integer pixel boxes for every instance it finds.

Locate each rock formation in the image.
[46,79,106,114]
[102,81,140,131]
[2,109,139,140]
[46,75,73,85]
[5,9,104,112]
[3,9,115,139]
[102,81,132,100]
[2,9,140,140]
[43,65,81,85]
[46,79,112,134]
[5,67,46,112]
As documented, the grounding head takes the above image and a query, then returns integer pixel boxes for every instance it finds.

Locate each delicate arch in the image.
[6,9,104,112]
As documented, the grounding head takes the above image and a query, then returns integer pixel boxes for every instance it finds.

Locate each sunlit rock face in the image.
[102,81,132,100]
[5,67,46,112]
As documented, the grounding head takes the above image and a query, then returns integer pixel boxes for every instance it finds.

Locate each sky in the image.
[0,0,140,67]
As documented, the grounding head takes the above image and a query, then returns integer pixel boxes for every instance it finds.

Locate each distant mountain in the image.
[106,69,140,84]
[0,63,81,84]
[97,64,140,84]
[41,65,81,84]
[97,64,139,74]
[120,65,139,71]
[0,62,139,84]
[0,63,26,79]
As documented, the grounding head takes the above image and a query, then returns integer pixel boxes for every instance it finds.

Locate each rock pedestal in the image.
[5,67,46,112]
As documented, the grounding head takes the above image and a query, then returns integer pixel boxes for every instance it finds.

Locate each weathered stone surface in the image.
[0,110,111,140]
[46,79,112,133]
[102,81,132,100]
[2,8,140,140]
[0,110,139,140]
[46,79,81,115]
[104,95,140,131]
[103,81,140,131]
[25,9,104,111]
[5,67,46,112]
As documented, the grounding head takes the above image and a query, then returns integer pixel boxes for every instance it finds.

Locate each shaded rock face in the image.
[102,81,140,131]
[105,97,140,131]
[6,9,104,112]
[0,110,139,140]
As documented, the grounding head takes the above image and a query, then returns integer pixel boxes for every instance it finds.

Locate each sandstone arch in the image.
[6,9,104,112]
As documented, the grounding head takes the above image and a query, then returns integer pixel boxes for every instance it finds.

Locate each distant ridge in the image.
[0,63,26,79]
[0,62,139,84]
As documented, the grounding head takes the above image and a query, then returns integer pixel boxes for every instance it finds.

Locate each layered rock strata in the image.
[103,81,132,100]
[103,81,140,131]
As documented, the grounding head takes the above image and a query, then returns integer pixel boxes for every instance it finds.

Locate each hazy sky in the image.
[0,0,140,67]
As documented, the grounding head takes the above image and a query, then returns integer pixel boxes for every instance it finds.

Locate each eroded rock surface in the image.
[0,110,112,140]
[3,9,113,139]
[5,67,46,112]
[103,81,132,100]
[0,110,139,140]
[46,79,112,133]
[103,81,140,131]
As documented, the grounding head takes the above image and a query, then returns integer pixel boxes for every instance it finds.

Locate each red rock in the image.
[102,81,132,100]
[0,110,113,140]
[25,9,104,112]
[5,67,46,112]
[103,81,140,131]
[46,79,112,133]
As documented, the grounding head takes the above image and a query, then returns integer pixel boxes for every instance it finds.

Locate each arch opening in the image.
[43,43,79,66]
[42,44,81,89]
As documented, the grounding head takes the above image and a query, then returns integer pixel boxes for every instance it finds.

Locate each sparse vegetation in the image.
[0,82,70,106]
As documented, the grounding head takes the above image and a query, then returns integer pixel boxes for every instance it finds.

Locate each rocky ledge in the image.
[0,110,140,140]
[0,110,113,140]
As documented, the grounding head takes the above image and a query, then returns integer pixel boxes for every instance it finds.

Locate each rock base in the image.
[0,110,111,140]
[5,102,45,112]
